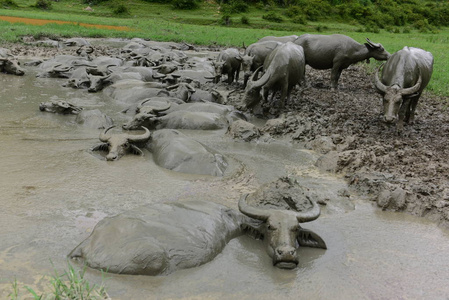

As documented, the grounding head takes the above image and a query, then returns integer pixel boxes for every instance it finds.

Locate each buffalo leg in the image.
[407,96,420,124]
[397,98,411,132]
[330,65,343,89]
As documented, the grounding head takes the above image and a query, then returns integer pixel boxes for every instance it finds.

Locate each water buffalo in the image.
[239,194,326,269]
[373,46,434,132]
[91,126,151,161]
[150,129,228,176]
[0,48,25,76]
[122,109,228,131]
[212,48,242,84]
[39,100,83,115]
[241,41,282,87]
[294,34,391,89]
[257,35,299,43]
[69,201,245,275]
[244,42,305,110]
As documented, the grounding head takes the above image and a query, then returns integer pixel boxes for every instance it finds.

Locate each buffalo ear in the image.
[297,228,327,249]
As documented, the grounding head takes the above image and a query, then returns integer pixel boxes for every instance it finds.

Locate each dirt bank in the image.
[6,38,449,228]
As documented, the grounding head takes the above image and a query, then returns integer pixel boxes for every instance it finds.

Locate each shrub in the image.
[291,14,307,24]
[0,0,18,8]
[229,0,248,13]
[34,0,52,9]
[241,15,250,25]
[262,12,283,23]
[113,3,129,15]
[221,14,232,26]
[172,0,198,10]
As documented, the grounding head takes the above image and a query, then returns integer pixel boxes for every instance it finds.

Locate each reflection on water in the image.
[1,65,449,299]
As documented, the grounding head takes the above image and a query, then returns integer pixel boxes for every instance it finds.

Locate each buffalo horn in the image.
[238,194,271,221]
[373,63,387,94]
[401,74,422,96]
[99,126,115,142]
[166,84,180,90]
[366,38,381,48]
[250,66,263,82]
[126,126,151,143]
[294,200,321,223]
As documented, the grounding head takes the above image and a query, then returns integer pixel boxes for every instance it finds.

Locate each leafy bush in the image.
[291,14,307,24]
[0,0,18,8]
[241,15,250,25]
[229,0,249,13]
[262,12,283,22]
[34,0,52,10]
[172,0,198,10]
[113,3,129,15]
[221,14,232,26]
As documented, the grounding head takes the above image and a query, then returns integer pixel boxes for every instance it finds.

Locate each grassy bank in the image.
[0,1,448,96]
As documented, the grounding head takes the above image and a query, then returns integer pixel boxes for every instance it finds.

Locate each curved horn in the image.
[401,74,422,96]
[238,194,271,221]
[99,126,115,142]
[76,47,82,55]
[366,38,381,48]
[373,63,387,94]
[138,98,152,109]
[251,66,263,81]
[295,200,321,223]
[166,84,180,90]
[86,46,94,54]
[126,126,151,142]
[153,101,171,113]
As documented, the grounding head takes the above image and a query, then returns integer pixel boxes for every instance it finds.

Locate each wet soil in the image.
[5,38,449,228]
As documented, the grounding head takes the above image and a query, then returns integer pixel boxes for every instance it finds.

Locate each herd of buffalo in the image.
[0,33,434,274]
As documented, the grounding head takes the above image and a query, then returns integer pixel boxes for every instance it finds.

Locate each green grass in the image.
[0,1,448,95]
[9,261,109,300]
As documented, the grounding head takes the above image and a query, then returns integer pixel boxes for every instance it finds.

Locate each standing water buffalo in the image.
[244,42,305,110]
[239,194,326,269]
[212,48,242,84]
[91,126,151,161]
[373,46,434,132]
[241,41,282,87]
[294,34,390,89]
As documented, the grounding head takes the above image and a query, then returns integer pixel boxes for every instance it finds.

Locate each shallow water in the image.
[1,62,449,299]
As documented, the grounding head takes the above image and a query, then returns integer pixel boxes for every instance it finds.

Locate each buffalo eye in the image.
[267,224,276,231]
[123,142,130,149]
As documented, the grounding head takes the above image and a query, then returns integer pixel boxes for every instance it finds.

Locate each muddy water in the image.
[1,65,449,299]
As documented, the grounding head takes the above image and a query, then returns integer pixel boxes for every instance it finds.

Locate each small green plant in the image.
[262,12,283,23]
[240,15,249,25]
[9,261,109,300]
[33,0,52,10]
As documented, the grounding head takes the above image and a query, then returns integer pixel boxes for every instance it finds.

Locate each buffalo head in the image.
[122,100,171,130]
[0,58,25,76]
[92,126,151,161]
[374,64,422,125]
[239,194,326,269]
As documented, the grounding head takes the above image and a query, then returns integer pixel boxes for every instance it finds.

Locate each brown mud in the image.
[5,38,449,229]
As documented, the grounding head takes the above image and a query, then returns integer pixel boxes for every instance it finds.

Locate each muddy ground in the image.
[6,38,449,229]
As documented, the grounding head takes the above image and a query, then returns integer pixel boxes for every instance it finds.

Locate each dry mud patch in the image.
[6,38,449,228]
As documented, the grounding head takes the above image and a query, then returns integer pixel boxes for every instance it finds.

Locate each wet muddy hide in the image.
[75,109,113,129]
[69,201,245,275]
[149,129,228,176]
